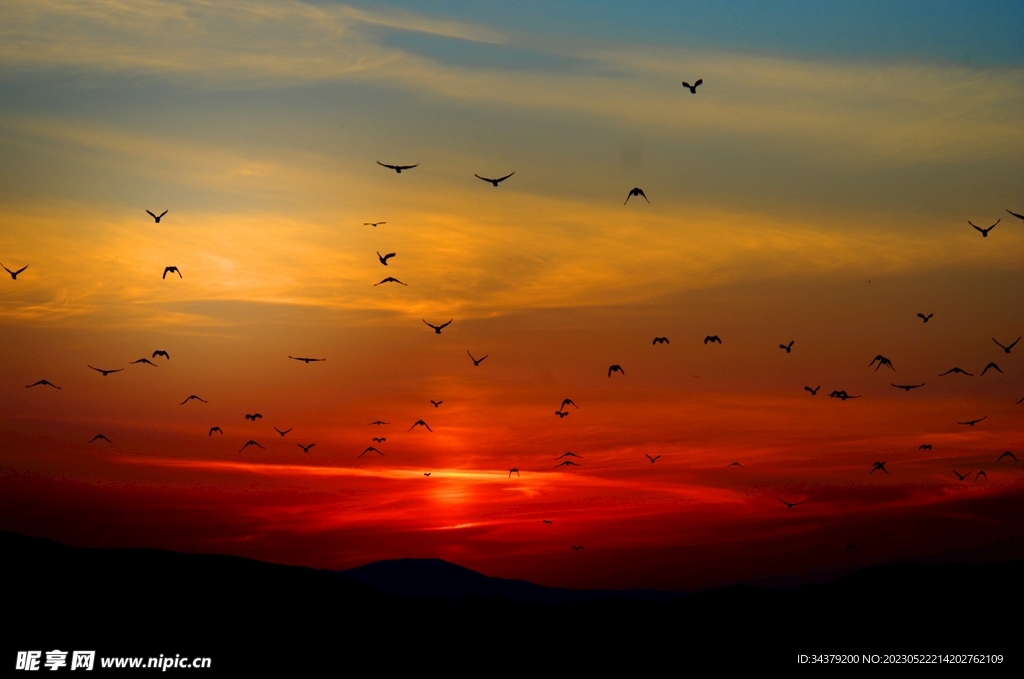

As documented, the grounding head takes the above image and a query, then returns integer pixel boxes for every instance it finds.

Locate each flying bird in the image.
[997,451,1018,462]
[975,470,988,482]
[917,313,933,323]
[474,172,515,186]
[953,470,970,481]
[969,219,999,237]
[870,461,889,475]
[919,444,932,450]
[372,437,386,443]
[779,341,794,353]
[779,497,805,509]
[146,209,168,223]
[869,355,895,371]
[88,434,111,443]
[152,350,170,360]
[1,263,28,280]
[364,222,386,227]
[375,277,407,286]
[1018,395,1024,405]
[289,356,325,363]
[131,358,157,366]
[608,364,624,377]
[368,421,389,425]
[957,416,987,427]
[992,337,1019,354]
[359,446,382,457]
[274,427,292,437]
[298,443,315,453]
[556,452,582,459]
[571,545,584,551]
[828,390,860,400]
[88,366,123,376]
[162,266,181,279]
[467,351,488,366]
[239,440,265,452]
[180,395,207,404]
[939,367,972,376]
[377,251,396,265]
[509,468,520,477]
[555,460,580,467]
[554,410,568,418]
[542,520,552,524]
[377,161,418,173]
[1006,209,1023,222]
[423,319,453,334]
[430,400,443,407]
[891,383,925,391]
[560,399,579,410]
[804,386,820,396]
[981,362,1003,376]
[209,427,222,436]
[704,335,722,344]
[423,472,431,476]
[244,413,262,421]
[646,454,661,464]
[652,337,670,345]
[409,420,433,432]
[624,187,649,204]
[681,79,703,93]
[727,461,744,468]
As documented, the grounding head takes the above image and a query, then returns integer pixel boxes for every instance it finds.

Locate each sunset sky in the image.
[1,0,1022,591]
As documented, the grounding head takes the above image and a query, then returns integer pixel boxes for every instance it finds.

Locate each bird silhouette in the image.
[779,341,794,353]
[919,444,932,450]
[953,470,970,481]
[274,427,292,437]
[423,319,453,334]
[209,427,222,436]
[704,335,722,344]
[509,468,520,477]
[870,461,889,475]
[377,251,396,265]
[779,497,805,509]
[131,358,157,366]
[298,443,315,453]
[89,434,111,443]
[245,413,262,421]
[804,386,820,395]
[891,383,925,391]
[560,399,579,410]
[359,446,382,457]
[1017,395,1024,405]
[969,219,999,237]
[368,421,389,425]
[957,416,987,427]
[992,337,1019,354]
[828,390,860,400]
[939,367,972,376]
[239,440,265,452]
[152,350,170,360]
[289,356,325,363]
[608,364,625,377]
[646,454,661,463]
[377,162,418,173]
[88,365,123,376]
[372,437,386,443]
[1,263,28,280]
[975,470,988,481]
[652,337,670,345]
[624,187,649,204]
[997,451,1018,462]
[981,362,1003,376]
[681,79,703,93]
[162,266,181,279]
[571,545,584,551]
[467,351,488,366]
[542,519,552,524]
[180,395,207,404]
[917,313,933,323]
[556,452,582,459]
[423,472,431,476]
[430,400,443,407]
[1006,209,1024,222]
[409,420,433,432]
[146,209,168,223]
[869,355,895,371]
[555,460,581,468]
[727,461,744,468]
[475,172,515,186]
[554,410,568,418]
[364,222,386,227]
[375,277,406,286]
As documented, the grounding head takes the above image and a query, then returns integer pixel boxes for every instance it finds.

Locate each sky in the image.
[1,0,1022,591]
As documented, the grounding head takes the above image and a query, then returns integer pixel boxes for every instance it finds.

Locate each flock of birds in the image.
[8,77,1024,556]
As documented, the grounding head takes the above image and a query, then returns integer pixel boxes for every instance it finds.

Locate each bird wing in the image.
[682,81,691,88]
[479,355,488,362]
[439,319,453,329]
[496,172,515,182]
[399,164,418,170]
[474,174,492,182]
[159,210,168,218]
[13,265,27,275]
[694,79,703,86]
[376,161,395,169]
[383,253,395,261]
[1007,209,1024,221]
[1010,337,1021,349]
[423,320,436,329]
[147,210,157,219]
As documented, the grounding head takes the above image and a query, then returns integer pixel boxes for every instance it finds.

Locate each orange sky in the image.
[1,0,1022,590]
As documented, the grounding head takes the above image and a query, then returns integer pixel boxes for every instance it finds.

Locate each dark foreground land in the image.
[4,531,1020,672]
